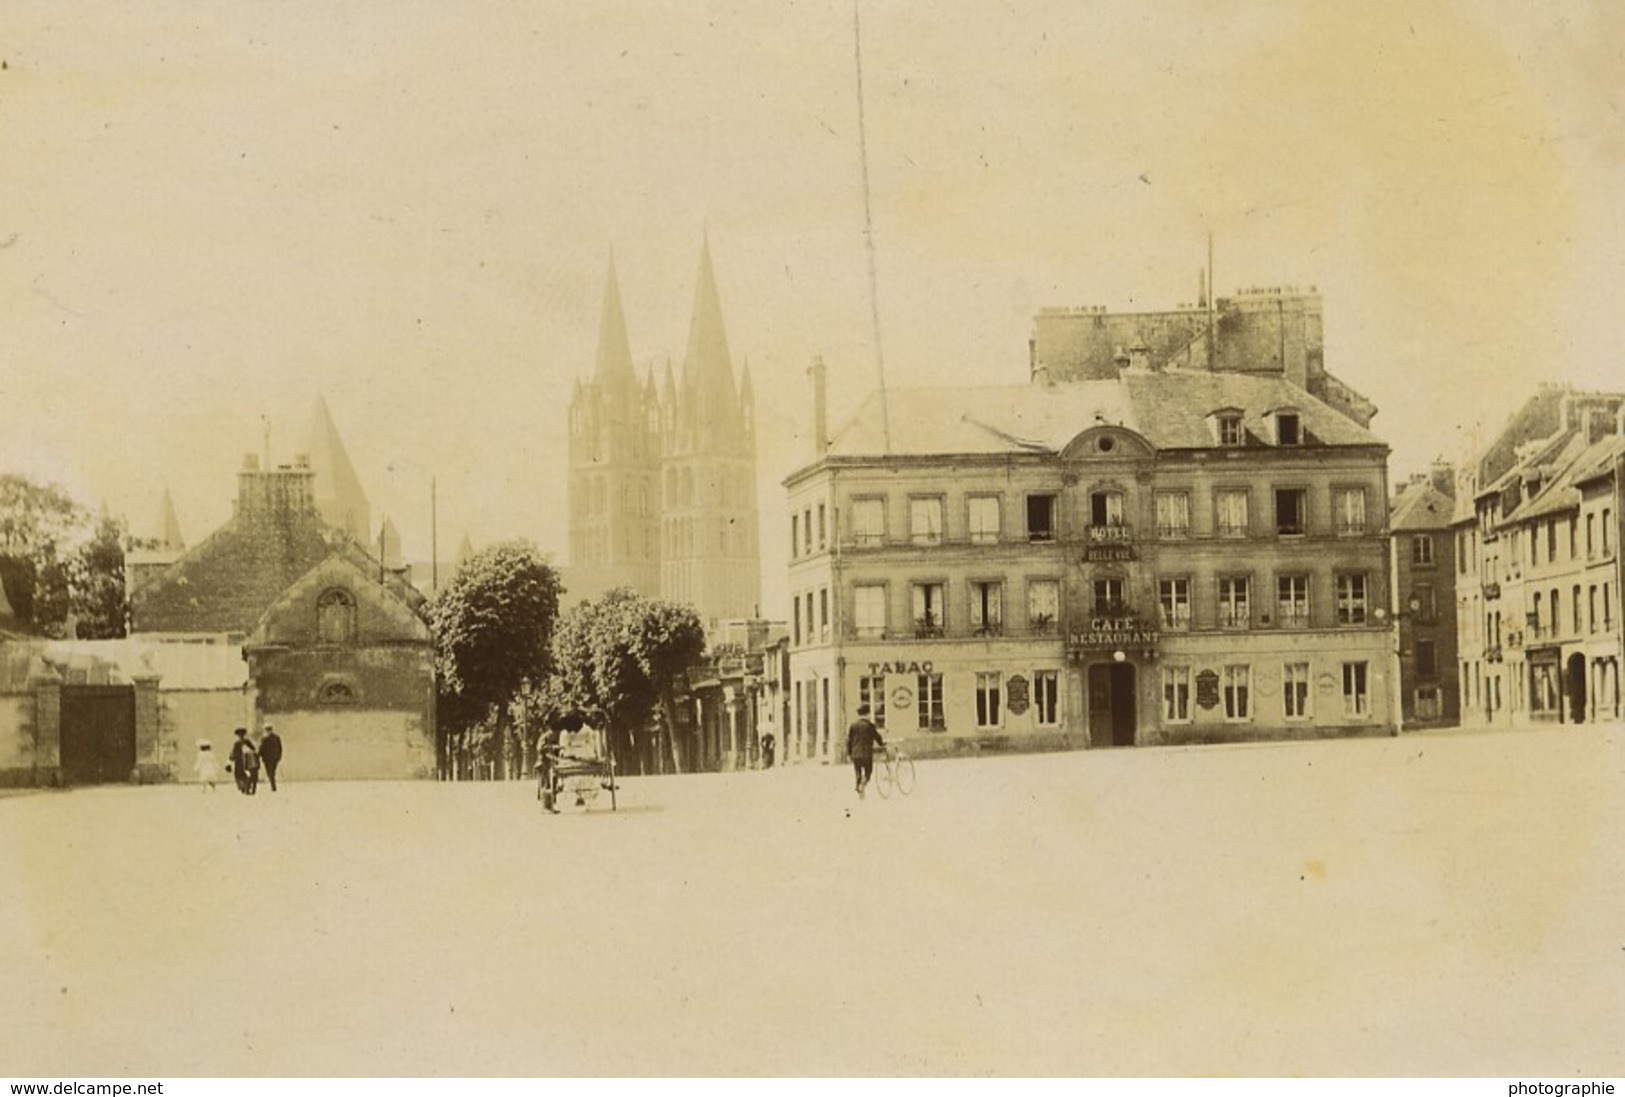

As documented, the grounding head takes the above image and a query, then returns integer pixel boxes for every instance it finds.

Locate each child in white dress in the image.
[193,740,218,791]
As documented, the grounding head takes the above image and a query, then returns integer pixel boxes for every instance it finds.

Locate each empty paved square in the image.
[2,725,1620,1076]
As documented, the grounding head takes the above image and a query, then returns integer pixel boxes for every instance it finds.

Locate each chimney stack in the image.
[809,356,829,458]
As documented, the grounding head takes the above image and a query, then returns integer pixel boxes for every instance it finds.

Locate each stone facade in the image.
[1451,388,1625,727]
[1390,464,1461,728]
[785,362,1395,761]
[567,243,761,635]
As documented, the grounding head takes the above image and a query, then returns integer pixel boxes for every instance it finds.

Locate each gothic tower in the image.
[307,394,372,540]
[659,240,760,631]
[567,256,662,601]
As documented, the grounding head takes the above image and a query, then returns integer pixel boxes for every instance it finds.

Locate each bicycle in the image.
[871,745,915,798]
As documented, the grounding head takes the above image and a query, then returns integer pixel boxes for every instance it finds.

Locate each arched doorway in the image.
[1566,653,1587,724]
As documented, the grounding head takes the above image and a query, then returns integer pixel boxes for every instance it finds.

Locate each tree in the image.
[429,541,563,780]
[0,474,128,637]
[70,515,129,639]
[550,587,706,775]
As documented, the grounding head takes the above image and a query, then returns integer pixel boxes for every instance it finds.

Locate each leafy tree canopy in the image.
[430,540,563,719]
[551,587,706,758]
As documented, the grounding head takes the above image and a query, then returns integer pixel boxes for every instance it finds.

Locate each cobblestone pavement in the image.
[2,724,1621,1077]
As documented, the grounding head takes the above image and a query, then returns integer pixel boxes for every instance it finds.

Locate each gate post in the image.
[29,670,62,787]
[133,674,162,783]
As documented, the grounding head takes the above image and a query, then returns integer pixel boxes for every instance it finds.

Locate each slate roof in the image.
[130,511,424,635]
[821,372,1383,461]
[1390,479,1453,532]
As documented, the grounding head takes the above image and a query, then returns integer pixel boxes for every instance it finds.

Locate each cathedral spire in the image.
[682,237,739,418]
[307,394,371,540]
[593,252,637,390]
[157,487,185,551]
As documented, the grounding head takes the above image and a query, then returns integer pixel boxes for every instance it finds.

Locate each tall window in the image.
[970,581,1004,635]
[1586,514,1596,558]
[1218,576,1250,629]
[1218,414,1244,446]
[1573,586,1583,635]
[1027,580,1059,633]
[1155,492,1190,538]
[1033,670,1060,726]
[1416,639,1437,676]
[1216,490,1249,537]
[851,498,885,546]
[1093,577,1125,615]
[803,508,813,556]
[1412,534,1435,566]
[853,585,886,638]
[1158,577,1190,629]
[975,672,1003,729]
[1222,665,1251,721]
[317,588,357,644]
[909,497,944,545]
[917,672,945,730]
[817,503,827,549]
[967,496,1001,544]
[1335,488,1368,535]
[1277,575,1310,628]
[1283,662,1311,719]
[1413,585,1436,623]
[912,582,946,637]
[1604,509,1614,556]
[792,594,802,645]
[859,674,887,729]
[1275,488,1308,536]
[819,587,830,640]
[1336,573,1368,625]
[1342,662,1370,716]
[1089,490,1125,528]
[1026,494,1056,542]
[790,514,799,559]
[1161,666,1191,723]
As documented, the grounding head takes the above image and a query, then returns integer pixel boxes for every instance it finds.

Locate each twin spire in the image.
[589,239,749,421]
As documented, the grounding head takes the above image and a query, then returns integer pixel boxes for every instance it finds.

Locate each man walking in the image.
[229,727,258,795]
[258,725,283,792]
[846,704,885,799]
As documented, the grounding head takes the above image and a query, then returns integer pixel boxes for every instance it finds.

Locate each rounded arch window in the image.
[318,680,358,705]
[317,587,357,644]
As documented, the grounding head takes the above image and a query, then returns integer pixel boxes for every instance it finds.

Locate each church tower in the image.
[659,240,760,631]
[307,394,372,540]
[567,256,662,601]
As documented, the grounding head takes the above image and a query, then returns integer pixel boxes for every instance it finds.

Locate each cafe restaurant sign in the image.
[1067,615,1159,653]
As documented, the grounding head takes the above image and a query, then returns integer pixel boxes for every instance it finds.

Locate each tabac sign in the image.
[1067,615,1159,656]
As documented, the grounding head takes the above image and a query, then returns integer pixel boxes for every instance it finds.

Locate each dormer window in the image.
[1207,408,1246,447]
[1276,411,1301,446]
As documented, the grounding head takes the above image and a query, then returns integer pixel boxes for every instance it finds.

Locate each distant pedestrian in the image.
[258,725,283,792]
[846,705,885,799]
[193,740,218,791]
[229,727,259,795]
[761,731,776,769]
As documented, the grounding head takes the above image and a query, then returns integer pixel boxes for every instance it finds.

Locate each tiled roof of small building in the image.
[1391,480,1453,532]
[822,372,1383,460]
[131,512,423,635]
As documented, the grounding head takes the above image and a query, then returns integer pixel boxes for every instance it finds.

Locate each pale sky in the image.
[4,1,1624,613]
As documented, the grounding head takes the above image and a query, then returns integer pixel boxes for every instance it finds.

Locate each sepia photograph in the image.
[2,0,1623,1082]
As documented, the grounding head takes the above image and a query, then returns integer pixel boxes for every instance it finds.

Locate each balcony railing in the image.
[1276,609,1311,629]
[913,621,945,640]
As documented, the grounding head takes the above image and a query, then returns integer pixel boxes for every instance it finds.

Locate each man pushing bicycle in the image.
[846,704,886,799]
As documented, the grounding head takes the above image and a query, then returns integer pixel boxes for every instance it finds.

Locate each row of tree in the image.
[0,474,131,639]
[428,541,706,780]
